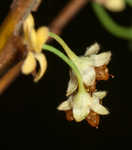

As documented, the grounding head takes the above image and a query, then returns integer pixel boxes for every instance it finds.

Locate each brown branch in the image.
[0,61,23,94]
[49,0,89,35]
[0,35,28,94]
[0,36,27,76]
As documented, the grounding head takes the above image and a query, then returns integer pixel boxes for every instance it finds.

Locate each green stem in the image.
[92,2,132,40]
[43,44,85,93]
[48,32,79,62]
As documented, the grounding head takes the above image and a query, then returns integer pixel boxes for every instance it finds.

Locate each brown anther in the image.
[65,110,74,122]
[85,110,100,128]
[95,65,109,81]
[85,81,96,94]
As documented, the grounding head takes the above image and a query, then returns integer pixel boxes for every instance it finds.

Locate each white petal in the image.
[91,97,109,115]
[66,71,78,96]
[78,56,94,66]
[81,66,96,86]
[22,51,36,75]
[34,53,47,82]
[73,92,91,122]
[73,106,90,122]
[57,96,73,111]
[93,91,107,99]
[85,43,100,56]
[74,57,96,86]
[91,103,109,115]
[93,51,111,67]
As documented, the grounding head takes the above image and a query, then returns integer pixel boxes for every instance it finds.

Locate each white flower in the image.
[21,14,49,82]
[67,43,111,96]
[57,90,109,122]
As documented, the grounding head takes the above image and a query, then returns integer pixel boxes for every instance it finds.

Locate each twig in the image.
[0,36,27,76]
[0,35,28,94]
[0,61,23,94]
[49,0,89,35]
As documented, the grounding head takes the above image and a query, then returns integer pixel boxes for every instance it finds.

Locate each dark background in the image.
[0,0,132,149]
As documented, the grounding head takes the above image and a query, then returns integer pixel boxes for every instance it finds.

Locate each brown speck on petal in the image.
[95,65,109,81]
[65,110,74,122]
[85,81,96,93]
[85,110,100,128]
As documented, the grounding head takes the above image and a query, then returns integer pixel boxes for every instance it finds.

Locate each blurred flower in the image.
[22,14,49,82]
[104,0,125,12]
[57,90,109,122]
[94,0,126,12]
[66,43,111,96]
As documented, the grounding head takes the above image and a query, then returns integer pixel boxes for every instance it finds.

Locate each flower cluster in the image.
[22,14,112,128]
[57,43,111,127]
[66,43,111,95]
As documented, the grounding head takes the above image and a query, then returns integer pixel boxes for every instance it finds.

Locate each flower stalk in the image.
[43,44,85,93]
[49,32,79,62]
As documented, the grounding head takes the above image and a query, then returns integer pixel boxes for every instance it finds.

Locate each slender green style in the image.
[43,44,85,93]
[92,2,132,40]
[49,32,79,62]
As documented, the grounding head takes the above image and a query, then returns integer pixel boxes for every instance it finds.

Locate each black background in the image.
[0,0,132,149]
